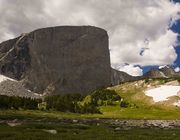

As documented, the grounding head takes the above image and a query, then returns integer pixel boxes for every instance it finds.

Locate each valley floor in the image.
[0,78,180,139]
[0,118,180,140]
[0,109,180,139]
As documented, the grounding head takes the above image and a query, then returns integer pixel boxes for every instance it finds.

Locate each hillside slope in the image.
[104,78,180,119]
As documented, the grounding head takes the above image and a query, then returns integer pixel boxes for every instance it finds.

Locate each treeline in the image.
[44,89,122,114]
[44,93,100,114]
[0,95,41,110]
[90,89,121,106]
[0,89,123,114]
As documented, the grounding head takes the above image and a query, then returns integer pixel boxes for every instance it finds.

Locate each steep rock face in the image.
[111,69,141,85]
[159,66,176,77]
[144,69,164,78]
[144,66,178,78]
[0,26,111,95]
[0,36,31,80]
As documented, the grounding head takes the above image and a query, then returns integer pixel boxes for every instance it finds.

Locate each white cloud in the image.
[0,0,180,69]
[139,30,178,66]
[174,67,180,72]
[117,64,143,76]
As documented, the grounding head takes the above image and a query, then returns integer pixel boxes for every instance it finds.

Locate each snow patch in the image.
[159,65,169,69]
[159,71,167,78]
[145,85,180,102]
[0,75,16,83]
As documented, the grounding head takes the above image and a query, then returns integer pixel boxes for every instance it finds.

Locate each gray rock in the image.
[114,127,121,131]
[0,80,42,98]
[72,119,78,123]
[111,68,142,85]
[144,66,179,79]
[43,129,57,134]
[0,26,111,95]
[160,66,176,77]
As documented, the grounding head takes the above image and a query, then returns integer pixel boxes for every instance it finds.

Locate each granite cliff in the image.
[111,68,142,85]
[0,26,111,95]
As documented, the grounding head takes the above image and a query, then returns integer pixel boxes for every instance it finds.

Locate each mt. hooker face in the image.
[0,26,111,96]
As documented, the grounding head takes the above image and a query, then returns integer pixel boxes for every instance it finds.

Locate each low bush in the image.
[45,93,101,114]
[44,90,121,114]
[120,100,129,108]
[45,93,83,112]
[90,89,121,106]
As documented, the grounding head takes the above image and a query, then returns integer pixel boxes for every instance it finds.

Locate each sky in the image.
[0,0,180,76]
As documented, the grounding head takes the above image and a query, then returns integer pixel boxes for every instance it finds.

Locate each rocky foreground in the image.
[1,119,180,129]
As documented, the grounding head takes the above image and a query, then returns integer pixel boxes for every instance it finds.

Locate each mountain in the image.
[111,68,141,85]
[159,66,177,77]
[0,26,179,97]
[0,26,111,95]
[144,66,179,78]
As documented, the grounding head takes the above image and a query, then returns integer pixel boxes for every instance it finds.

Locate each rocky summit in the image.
[0,26,111,95]
[144,66,179,78]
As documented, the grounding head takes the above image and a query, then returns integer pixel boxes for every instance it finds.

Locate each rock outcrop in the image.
[0,80,41,98]
[111,69,141,85]
[159,66,177,77]
[144,69,164,78]
[0,26,111,95]
[144,66,178,78]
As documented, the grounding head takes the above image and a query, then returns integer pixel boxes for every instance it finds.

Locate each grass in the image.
[0,79,179,139]
[105,80,180,120]
[100,106,180,119]
[0,80,180,120]
[0,123,179,140]
[0,105,179,121]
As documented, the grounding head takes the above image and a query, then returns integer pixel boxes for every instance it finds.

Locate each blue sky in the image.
[172,19,180,67]
[171,0,180,70]
[143,0,180,74]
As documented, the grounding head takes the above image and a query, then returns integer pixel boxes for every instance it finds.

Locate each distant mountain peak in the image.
[144,66,177,78]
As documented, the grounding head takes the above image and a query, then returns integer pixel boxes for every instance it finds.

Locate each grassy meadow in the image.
[0,79,180,120]
[0,123,179,140]
[0,78,180,140]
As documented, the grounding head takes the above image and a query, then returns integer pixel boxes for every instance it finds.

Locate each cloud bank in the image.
[117,64,143,76]
[0,0,180,76]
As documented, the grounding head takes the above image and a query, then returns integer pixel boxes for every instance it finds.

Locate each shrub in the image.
[45,89,121,114]
[38,102,47,110]
[45,93,101,114]
[120,100,129,108]
[90,89,121,106]
[45,94,84,112]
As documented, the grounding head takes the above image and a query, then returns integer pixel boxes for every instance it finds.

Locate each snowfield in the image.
[145,85,180,103]
[0,74,16,83]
